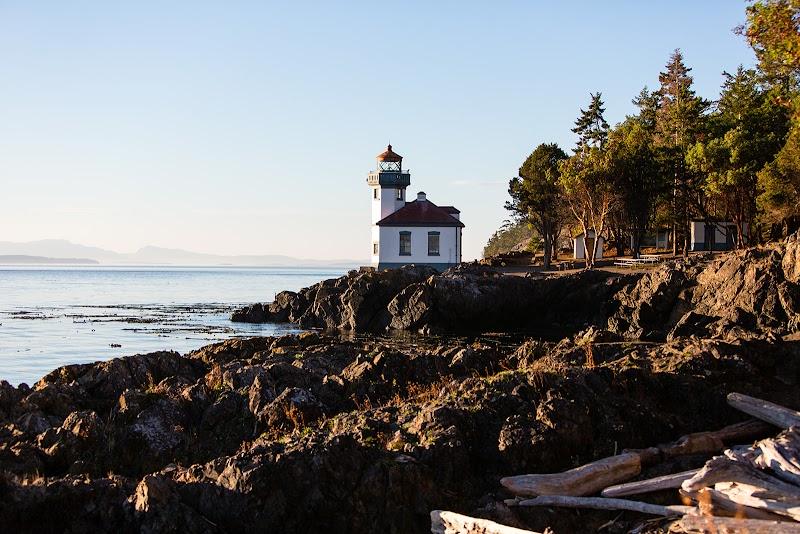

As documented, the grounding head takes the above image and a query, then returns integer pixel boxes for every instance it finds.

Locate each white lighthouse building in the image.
[367,145,464,271]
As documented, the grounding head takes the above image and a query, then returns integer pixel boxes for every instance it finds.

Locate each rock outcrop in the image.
[232,265,439,331]
[233,263,638,336]
[609,235,800,340]
[1,331,799,533]
[233,235,800,340]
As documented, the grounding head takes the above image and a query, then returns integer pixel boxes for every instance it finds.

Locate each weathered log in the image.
[512,495,694,517]
[727,393,800,429]
[625,419,772,466]
[430,511,539,534]
[679,515,800,533]
[500,452,641,497]
[682,456,800,498]
[754,427,800,486]
[723,444,760,466]
[600,469,699,497]
[685,487,789,521]
[712,481,800,522]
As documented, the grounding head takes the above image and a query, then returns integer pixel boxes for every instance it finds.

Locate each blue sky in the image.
[0,1,755,261]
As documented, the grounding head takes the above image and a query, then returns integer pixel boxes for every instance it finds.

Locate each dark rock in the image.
[230,303,269,323]
[258,387,324,432]
[667,311,716,341]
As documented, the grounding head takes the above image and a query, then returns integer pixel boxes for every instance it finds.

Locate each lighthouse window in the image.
[399,232,411,256]
[373,242,379,255]
[427,232,440,256]
[396,189,404,200]
[373,189,378,199]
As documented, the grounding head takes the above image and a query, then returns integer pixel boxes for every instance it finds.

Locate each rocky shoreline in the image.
[1,235,799,533]
[233,232,800,342]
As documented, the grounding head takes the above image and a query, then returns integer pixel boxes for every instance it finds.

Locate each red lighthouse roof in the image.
[376,144,402,162]
[377,198,464,228]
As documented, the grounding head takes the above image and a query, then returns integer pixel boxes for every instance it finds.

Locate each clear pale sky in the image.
[0,1,755,261]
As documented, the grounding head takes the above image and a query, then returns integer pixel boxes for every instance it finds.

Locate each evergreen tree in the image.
[606,117,662,257]
[632,86,660,132]
[506,143,568,269]
[560,94,616,269]
[654,49,710,255]
[572,92,610,149]
[740,0,800,236]
[687,67,789,246]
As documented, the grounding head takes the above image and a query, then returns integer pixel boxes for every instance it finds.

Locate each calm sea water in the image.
[0,266,348,386]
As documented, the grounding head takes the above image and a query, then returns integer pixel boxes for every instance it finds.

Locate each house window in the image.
[399,232,411,256]
[427,231,440,256]
[396,189,404,201]
[372,242,379,255]
[373,189,378,199]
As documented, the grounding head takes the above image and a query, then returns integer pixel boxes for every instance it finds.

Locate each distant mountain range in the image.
[0,255,99,265]
[0,240,359,267]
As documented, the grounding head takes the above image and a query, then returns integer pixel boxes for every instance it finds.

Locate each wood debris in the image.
[433,393,800,533]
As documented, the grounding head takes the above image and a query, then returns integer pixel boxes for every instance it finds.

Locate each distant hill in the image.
[0,255,100,265]
[0,240,359,267]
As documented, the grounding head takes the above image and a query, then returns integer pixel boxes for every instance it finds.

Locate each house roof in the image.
[376,144,402,162]
[439,206,460,214]
[377,199,465,227]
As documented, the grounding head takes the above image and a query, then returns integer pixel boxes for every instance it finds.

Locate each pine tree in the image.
[632,86,660,132]
[654,49,709,255]
[572,92,610,149]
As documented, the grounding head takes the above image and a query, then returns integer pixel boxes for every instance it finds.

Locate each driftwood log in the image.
[501,420,770,499]
[754,427,800,486]
[711,481,800,521]
[685,487,790,521]
[683,456,800,521]
[600,469,699,497]
[727,393,800,429]
[682,455,800,496]
[500,452,641,497]
[627,419,772,466]
[679,515,800,533]
[430,511,538,534]
[511,495,694,517]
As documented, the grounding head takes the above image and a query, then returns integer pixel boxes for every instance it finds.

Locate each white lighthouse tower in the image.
[368,145,410,225]
[367,145,464,271]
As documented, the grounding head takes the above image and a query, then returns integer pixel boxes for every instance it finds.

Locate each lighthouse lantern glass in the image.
[379,160,401,172]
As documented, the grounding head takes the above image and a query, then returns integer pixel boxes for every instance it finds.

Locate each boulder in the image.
[257,387,324,432]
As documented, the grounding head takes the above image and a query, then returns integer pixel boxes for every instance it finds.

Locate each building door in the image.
[585,237,595,259]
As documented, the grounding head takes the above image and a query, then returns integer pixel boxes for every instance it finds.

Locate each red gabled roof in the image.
[377,199,464,227]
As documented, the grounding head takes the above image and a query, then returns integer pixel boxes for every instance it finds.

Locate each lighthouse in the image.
[367,145,464,271]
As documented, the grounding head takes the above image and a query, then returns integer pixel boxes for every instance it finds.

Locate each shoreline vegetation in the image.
[1,234,799,532]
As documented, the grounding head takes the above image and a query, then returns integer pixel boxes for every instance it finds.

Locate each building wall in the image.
[370,225,380,267]
[371,186,406,225]
[690,221,748,251]
[573,231,604,260]
[376,226,460,268]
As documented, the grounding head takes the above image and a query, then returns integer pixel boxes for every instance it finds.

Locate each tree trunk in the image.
[583,235,593,269]
[542,231,552,270]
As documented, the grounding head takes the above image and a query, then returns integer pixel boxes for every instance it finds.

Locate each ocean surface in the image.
[0,266,348,386]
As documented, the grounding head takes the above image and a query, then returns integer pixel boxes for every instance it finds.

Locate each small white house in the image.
[690,220,748,251]
[367,145,464,271]
[574,230,604,260]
